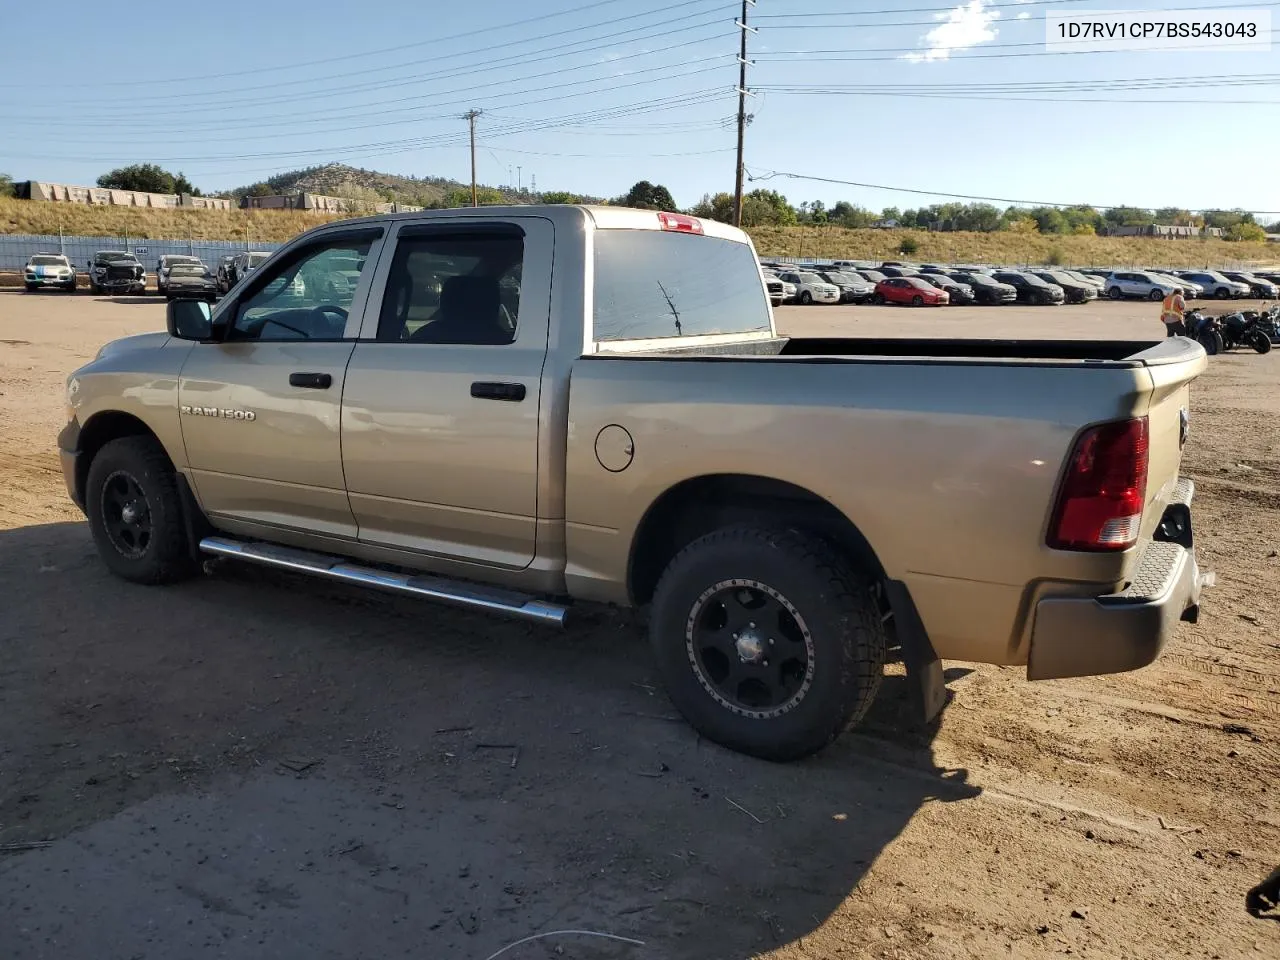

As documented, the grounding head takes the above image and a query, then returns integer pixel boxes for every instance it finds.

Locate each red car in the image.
[873,276,950,307]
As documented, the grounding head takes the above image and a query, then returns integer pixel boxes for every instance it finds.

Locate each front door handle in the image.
[289,372,332,389]
[470,381,526,402]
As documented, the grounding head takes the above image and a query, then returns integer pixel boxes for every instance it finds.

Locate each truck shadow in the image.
[0,521,980,960]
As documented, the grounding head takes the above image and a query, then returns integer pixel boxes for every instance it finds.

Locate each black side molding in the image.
[471,381,526,402]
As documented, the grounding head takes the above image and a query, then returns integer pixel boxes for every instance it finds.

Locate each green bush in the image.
[897,236,919,256]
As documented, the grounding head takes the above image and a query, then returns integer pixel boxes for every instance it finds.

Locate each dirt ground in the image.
[1,289,1277,960]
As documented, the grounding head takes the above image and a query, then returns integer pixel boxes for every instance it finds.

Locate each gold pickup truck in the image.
[59,205,1209,761]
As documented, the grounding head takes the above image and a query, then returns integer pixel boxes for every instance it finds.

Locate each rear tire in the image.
[1198,331,1223,356]
[649,525,886,762]
[1108,287,1122,300]
[85,436,197,585]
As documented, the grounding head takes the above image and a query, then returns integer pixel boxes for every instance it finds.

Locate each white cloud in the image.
[902,0,1002,62]
[1016,11,1030,19]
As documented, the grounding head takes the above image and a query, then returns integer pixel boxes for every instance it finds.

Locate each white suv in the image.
[779,270,841,305]
[1104,271,1179,301]
[23,252,77,292]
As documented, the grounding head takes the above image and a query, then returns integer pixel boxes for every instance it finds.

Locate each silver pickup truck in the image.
[59,205,1209,761]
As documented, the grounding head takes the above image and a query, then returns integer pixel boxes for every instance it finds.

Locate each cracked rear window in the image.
[592,230,771,342]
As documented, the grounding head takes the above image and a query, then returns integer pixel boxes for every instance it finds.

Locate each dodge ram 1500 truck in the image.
[59,205,1210,761]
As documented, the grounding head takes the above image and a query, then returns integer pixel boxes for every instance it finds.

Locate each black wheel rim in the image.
[100,470,153,559]
[685,579,816,719]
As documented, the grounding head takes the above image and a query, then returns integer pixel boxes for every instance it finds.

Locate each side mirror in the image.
[167,299,214,341]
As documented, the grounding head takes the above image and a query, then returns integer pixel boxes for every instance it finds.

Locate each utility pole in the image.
[464,109,482,207]
[732,0,757,228]
[517,166,523,193]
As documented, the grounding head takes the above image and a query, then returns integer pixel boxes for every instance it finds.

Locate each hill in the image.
[226,163,522,207]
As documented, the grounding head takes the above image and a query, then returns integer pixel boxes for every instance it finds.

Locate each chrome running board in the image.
[198,536,568,627]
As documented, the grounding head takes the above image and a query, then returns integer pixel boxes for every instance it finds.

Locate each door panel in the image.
[341,217,554,569]
[180,341,357,536]
[179,227,385,537]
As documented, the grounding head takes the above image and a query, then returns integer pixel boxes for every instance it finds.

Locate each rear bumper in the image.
[1027,478,1206,681]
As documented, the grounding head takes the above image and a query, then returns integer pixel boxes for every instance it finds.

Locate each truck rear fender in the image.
[626,473,885,608]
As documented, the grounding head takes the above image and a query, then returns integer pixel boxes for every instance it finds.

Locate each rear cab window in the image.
[592,229,772,346]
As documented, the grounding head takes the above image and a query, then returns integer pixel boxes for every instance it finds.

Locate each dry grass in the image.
[3,198,1277,268]
[0,197,347,242]
[749,224,1280,269]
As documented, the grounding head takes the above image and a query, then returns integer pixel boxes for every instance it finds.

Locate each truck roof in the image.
[314,204,754,246]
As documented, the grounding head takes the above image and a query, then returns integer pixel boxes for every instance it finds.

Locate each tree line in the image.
[686,189,1271,242]
[4,166,1271,242]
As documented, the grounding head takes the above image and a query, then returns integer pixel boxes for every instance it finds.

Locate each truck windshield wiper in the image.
[656,280,682,337]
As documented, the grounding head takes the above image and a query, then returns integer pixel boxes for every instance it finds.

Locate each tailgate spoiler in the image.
[1129,335,1209,374]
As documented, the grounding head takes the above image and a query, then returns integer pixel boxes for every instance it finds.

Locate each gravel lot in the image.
[1,290,1277,959]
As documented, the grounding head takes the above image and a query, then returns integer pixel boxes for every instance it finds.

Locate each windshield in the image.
[166,256,200,265]
[905,277,934,289]
[859,271,886,282]
[247,254,269,267]
[30,255,67,266]
[98,252,135,262]
[795,272,824,284]
[1044,272,1076,284]
[960,273,994,286]
[593,230,772,342]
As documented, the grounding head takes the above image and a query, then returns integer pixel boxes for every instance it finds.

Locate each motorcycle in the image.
[1217,307,1274,354]
[1183,308,1224,356]
[1233,304,1280,347]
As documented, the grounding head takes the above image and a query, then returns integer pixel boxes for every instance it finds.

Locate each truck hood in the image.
[96,331,170,360]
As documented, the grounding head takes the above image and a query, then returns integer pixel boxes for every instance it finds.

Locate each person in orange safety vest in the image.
[1160,287,1187,337]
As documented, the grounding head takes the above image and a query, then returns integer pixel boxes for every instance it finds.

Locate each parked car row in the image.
[760,258,1280,308]
[19,248,276,298]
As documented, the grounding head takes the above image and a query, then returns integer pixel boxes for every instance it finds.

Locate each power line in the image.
[6,33,734,141]
[7,90,731,168]
[0,0,681,89]
[754,0,1096,17]
[753,0,1279,29]
[751,30,1280,62]
[0,5,733,118]
[745,167,1280,215]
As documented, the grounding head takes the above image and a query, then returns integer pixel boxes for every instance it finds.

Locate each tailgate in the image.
[1133,338,1207,540]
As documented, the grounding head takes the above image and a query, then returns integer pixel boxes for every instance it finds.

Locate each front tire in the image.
[799,290,813,305]
[911,295,924,306]
[85,436,197,585]
[1249,330,1273,353]
[1108,287,1122,300]
[1217,287,1233,300]
[24,283,37,292]
[649,525,886,762]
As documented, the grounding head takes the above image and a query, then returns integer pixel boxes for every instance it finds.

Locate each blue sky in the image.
[2,0,1278,218]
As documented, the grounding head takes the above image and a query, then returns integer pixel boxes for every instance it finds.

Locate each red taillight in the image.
[1048,417,1149,552]
[657,211,704,234]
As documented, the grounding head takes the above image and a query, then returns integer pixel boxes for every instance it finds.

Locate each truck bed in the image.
[603,336,1201,367]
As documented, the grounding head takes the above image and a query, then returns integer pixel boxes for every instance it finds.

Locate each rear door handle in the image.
[289,372,332,389]
[470,381,526,402]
